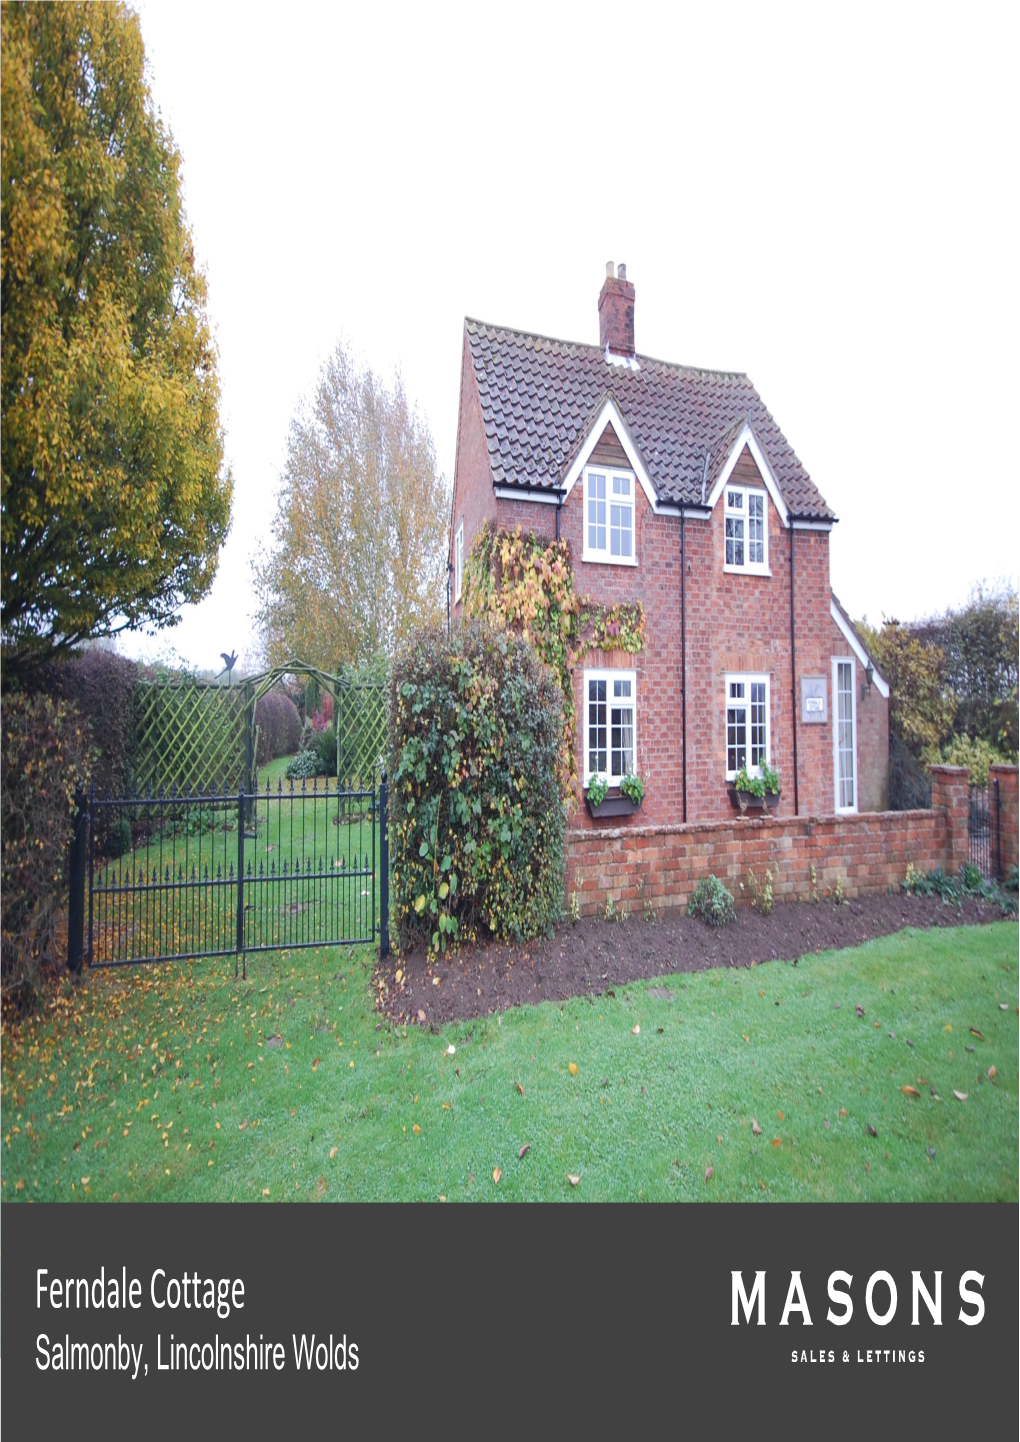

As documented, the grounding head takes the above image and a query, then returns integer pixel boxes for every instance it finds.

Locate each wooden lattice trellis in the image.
[130,678,246,796]
[128,661,388,798]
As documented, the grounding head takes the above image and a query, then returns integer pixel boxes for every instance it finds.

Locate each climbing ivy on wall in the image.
[463,521,645,787]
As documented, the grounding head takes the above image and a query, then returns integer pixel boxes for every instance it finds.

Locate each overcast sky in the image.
[126,0,1018,673]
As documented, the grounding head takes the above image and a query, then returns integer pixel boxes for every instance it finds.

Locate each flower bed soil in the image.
[376,893,1014,1029]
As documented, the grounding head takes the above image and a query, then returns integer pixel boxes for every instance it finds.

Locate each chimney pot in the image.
[605,260,615,278]
[618,262,627,280]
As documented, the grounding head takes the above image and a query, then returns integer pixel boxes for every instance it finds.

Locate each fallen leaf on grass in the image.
[238,1120,247,1130]
[445,1045,455,1055]
[704,1166,714,1181]
[262,1188,270,1197]
[329,1146,338,1159]
[515,1082,525,1096]
[632,1025,641,1035]
[901,1086,921,1099]
[412,1123,421,1134]
[943,1024,952,1032]
[752,1119,763,1135]
[999,1003,1008,1011]
[927,1147,936,1159]
[988,1066,997,1079]
[867,1124,878,1137]
[953,1090,968,1101]
[970,1028,984,1040]
[568,1062,578,1075]
[838,1108,847,1118]
[566,1174,581,1187]
[492,1168,502,1184]
[743,1035,750,1043]
[773,1138,782,1148]
[855,1005,865,1018]
[519,1144,530,1160]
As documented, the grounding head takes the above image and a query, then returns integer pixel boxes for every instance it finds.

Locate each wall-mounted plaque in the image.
[801,675,828,724]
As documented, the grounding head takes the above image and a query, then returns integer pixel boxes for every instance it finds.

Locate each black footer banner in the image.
[4,1203,1017,1434]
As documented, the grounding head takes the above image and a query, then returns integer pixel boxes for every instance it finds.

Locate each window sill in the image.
[723,565,772,577]
[581,552,639,567]
[586,792,642,819]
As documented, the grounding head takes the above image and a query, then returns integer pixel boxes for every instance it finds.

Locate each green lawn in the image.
[90,755,380,963]
[2,919,1016,1202]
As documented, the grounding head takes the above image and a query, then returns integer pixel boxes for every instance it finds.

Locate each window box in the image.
[587,790,642,819]
[727,784,781,815]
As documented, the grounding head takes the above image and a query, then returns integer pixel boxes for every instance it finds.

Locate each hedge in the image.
[389,624,565,952]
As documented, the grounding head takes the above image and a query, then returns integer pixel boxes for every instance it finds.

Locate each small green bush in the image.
[903,862,1017,913]
[390,623,565,952]
[106,815,132,859]
[285,749,322,780]
[688,875,735,927]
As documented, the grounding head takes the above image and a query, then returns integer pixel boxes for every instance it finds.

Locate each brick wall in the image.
[990,764,1019,877]
[564,792,969,919]
[930,765,969,875]
[450,329,497,618]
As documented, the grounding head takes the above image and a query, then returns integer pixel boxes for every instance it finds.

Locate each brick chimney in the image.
[598,261,635,356]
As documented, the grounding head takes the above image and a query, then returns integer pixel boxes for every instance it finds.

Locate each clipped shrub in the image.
[33,648,137,798]
[390,623,565,952]
[687,875,735,927]
[254,689,302,768]
[1,691,90,1007]
[285,749,322,780]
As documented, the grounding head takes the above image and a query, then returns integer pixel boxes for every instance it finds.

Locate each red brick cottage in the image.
[449,264,889,833]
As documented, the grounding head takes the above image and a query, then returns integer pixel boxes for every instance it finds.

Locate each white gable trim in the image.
[705,425,790,528]
[561,397,657,510]
[829,599,890,698]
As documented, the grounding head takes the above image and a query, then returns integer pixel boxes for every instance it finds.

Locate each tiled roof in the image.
[466,320,834,520]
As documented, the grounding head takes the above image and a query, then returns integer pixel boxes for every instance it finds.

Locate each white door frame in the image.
[832,656,858,814]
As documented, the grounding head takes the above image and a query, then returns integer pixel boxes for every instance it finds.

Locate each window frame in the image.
[582,465,638,566]
[454,521,464,604]
[832,656,858,814]
[582,668,638,786]
[723,484,770,575]
[724,672,771,780]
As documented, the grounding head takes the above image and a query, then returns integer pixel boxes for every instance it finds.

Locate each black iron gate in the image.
[68,776,390,976]
[968,778,1000,880]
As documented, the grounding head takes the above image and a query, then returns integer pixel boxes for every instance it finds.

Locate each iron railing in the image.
[68,775,390,976]
[967,778,1000,880]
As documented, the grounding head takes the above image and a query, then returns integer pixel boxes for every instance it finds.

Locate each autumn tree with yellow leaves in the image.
[1,2,232,676]
[252,341,449,671]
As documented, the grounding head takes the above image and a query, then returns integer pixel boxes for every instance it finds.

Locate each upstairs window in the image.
[454,521,464,603]
[724,486,768,573]
[725,674,770,779]
[583,467,636,565]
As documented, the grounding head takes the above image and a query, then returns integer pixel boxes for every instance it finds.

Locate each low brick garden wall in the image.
[564,765,1006,918]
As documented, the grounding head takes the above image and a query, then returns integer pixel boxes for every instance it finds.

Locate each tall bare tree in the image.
[252,342,449,670]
